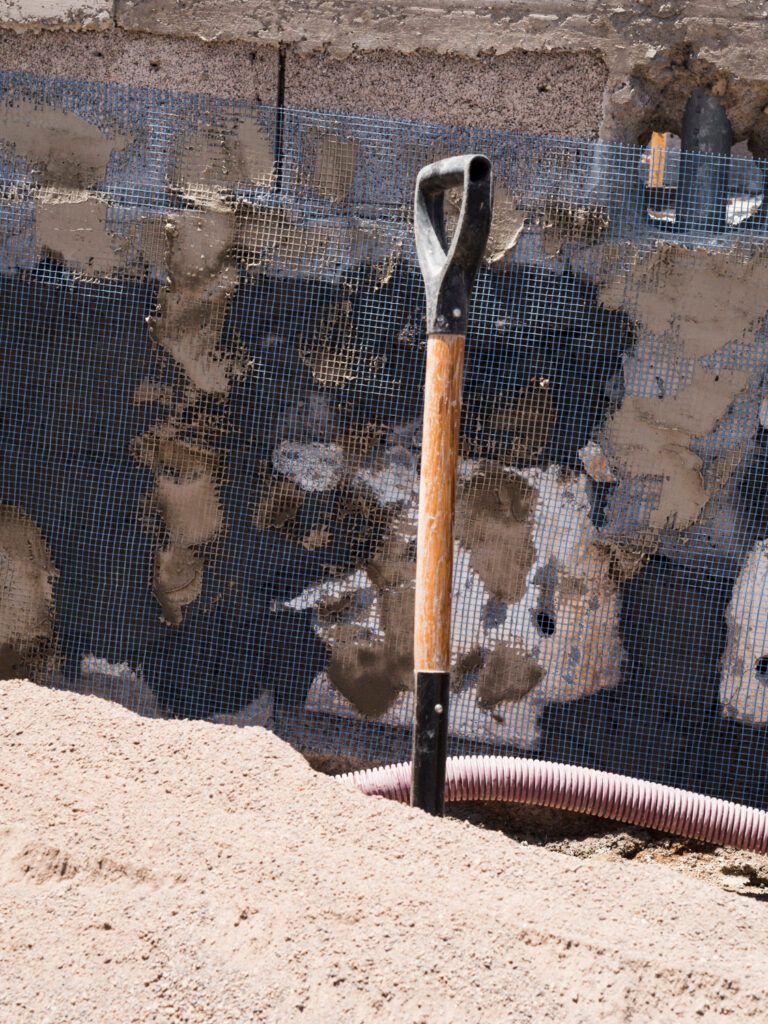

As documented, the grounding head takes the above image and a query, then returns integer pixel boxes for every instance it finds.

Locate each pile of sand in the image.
[1,678,767,1023]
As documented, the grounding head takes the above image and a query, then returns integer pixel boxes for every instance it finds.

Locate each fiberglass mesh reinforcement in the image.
[2,71,768,807]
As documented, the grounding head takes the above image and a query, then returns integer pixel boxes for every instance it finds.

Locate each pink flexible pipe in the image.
[339,755,768,852]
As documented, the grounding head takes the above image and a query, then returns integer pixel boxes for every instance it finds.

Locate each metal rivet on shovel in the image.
[411,154,493,815]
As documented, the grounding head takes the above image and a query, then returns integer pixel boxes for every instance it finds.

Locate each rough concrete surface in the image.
[285,50,607,135]
[0,0,109,30]
[2,4,768,142]
[110,0,768,143]
[0,28,278,102]
[111,0,768,67]
[3,678,768,1024]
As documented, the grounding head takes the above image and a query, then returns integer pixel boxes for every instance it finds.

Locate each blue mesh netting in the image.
[2,71,768,807]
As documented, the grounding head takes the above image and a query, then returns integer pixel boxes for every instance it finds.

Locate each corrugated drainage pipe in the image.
[339,756,768,852]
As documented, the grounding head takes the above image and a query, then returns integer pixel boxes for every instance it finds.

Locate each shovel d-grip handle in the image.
[412,154,493,815]
[414,154,493,335]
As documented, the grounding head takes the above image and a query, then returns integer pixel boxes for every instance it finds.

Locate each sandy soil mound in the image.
[1,678,767,1024]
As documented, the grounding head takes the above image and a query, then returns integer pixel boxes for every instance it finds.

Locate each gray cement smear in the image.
[169,123,274,192]
[477,645,544,708]
[150,468,223,624]
[0,98,131,187]
[148,216,237,395]
[155,475,223,547]
[153,545,205,627]
[134,121,277,631]
[326,589,414,718]
[299,458,622,750]
[600,248,768,359]
[0,505,56,679]
[604,366,749,530]
[447,181,527,268]
[454,469,536,606]
[303,129,358,205]
[35,189,124,274]
[234,198,396,283]
[598,246,768,536]
[485,183,527,266]
[135,422,226,630]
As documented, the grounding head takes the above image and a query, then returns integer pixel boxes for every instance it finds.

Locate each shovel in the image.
[411,154,493,815]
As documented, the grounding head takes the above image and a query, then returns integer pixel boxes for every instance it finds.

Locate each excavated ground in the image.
[2,678,768,1024]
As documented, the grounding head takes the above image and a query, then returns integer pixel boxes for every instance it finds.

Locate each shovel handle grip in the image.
[414,154,492,334]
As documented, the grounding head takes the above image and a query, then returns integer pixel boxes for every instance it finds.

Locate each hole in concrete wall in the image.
[605,45,768,157]
[623,50,768,230]
[641,132,763,226]
[754,656,768,678]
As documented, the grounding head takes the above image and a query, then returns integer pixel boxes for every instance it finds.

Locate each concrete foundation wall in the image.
[0,1,766,141]
[0,28,278,99]
[284,50,606,135]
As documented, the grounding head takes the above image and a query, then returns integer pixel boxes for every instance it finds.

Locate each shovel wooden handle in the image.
[411,153,492,816]
[414,332,465,673]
